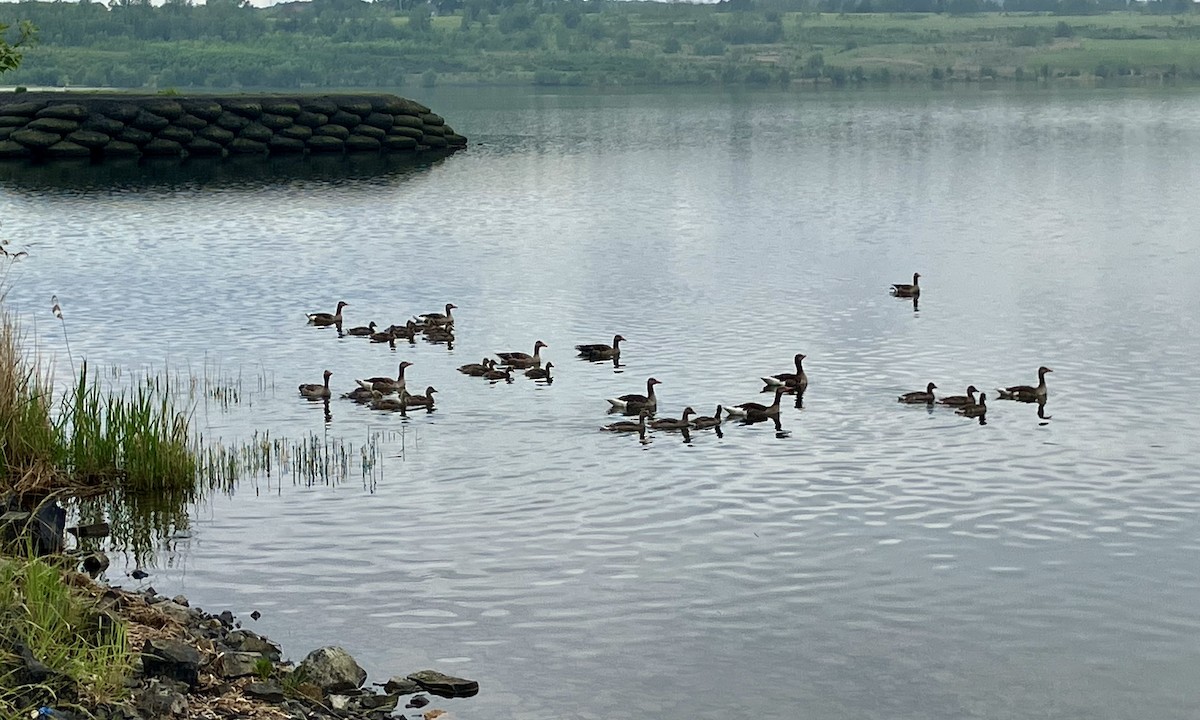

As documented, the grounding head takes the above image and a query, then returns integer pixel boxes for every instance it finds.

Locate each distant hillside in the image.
[3,0,1199,89]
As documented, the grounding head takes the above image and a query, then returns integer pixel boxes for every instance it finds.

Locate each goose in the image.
[938,385,979,407]
[307,301,349,326]
[691,405,724,429]
[898,382,938,404]
[602,409,650,433]
[956,393,987,418]
[385,321,419,341]
[525,362,554,380]
[997,367,1052,402]
[726,386,788,418]
[650,406,696,430]
[498,340,548,368]
[423,325,455,344]
[458,358,494,376]
[891,273,920,297]
[369,390,406,412]
[369,329,395,343]
[341,386,376,403]
[762,353,808,392]
[345,321,377,337]
[298,370,332,399]
[607,377,661,411]
[401,386,438,409]
[356,361,413,392]
[419,303,456,326]
[483,366,514,382]
[576,335,625,361]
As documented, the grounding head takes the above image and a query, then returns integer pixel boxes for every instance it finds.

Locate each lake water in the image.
[3,86,1200,720]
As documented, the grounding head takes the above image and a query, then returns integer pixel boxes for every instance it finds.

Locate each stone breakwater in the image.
[0,93,466,161]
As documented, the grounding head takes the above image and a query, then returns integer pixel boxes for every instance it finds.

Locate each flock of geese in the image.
[297,275,1053,439]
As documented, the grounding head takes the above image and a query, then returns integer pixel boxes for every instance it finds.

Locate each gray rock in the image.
[225,100,263,118]
[83,114,125,135]
[381,676,422,695]
[359,692,399,710]
[0,115,26,127]
[297,646,366,694]
[215,112,250,131]
[244,681,286,703]
[337,100,373,116]
[361,112,394,130]
[307,135,344,152]
[407,669,479,698]
[81,552,110,574]
[226,629,282,660]
[279,124,313,140]
[215,651,264,678]
[141,638,202,688]
[352,124,385,140]
[386,125,423,140]
[136,678,189,717]
[171,595,189,607]
[421,134,449,148]
[420,112,445,126]
[391,114,425,129]
[301,98,338,115]
[0,101,48,116]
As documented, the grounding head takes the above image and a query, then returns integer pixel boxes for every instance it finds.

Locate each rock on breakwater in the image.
[0,93,466,162]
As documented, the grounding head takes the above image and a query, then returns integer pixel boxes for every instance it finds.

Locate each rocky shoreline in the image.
[15,564,479,720]
[0,92,467,162]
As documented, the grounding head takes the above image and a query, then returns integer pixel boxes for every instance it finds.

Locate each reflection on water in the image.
[5,86,1200,720]
[0,150,453,193]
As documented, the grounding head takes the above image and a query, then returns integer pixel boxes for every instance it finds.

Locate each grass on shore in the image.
[0,553,131,717]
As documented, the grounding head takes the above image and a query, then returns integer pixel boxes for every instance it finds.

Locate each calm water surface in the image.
[3,87,1200,720]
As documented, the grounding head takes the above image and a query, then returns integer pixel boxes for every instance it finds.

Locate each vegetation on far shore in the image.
[1,0,1199,90]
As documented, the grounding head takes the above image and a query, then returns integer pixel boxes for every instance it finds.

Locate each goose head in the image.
[926,382,937,393]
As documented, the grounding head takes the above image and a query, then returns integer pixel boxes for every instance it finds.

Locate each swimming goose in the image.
[576,335,625,361]
[298,370,333,399]
[307,301,349,326]
[483,366,514,382]
[423,325,455,344]
[356,361,413,392]
[956,393,987,418]
[401,386,438,409]
[651,407,696,430]
[385,321,419,341]
[602,409,650,433]
[898,382,938,404]
[419,303,456,326]
[498,341,548,368]
[525,362,554,380]
[458,358,494,376]
[726,386,787,418]
[938,385,979,407]
[762,353,809,392]
[369,329,395,343]
[720,386,787,420]
[891,273,920,297]
[346,321,377,337]
[691,405,724,429]
[369,390,406,412]
[342,386,376,403]
[607,377,661,411]
[997,367,1052,402]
